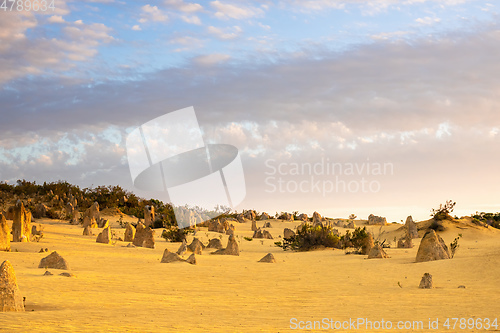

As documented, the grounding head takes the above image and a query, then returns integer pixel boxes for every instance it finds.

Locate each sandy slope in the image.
[0,216,499,332]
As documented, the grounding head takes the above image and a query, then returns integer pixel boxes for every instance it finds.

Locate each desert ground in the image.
[1,212,499,333]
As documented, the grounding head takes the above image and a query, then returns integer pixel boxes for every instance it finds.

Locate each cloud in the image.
[415,16,441,25]
[132,25,142,31]
[169,35,204,51]
[164,0,203,13]
[193,53,231,65]
[181,15,202,25]
[47,15,66,24]
[210,1,264,20]
[139,5,168,23]
[2,19,500,220]
[207,25,242,40]
[0,14,114,84]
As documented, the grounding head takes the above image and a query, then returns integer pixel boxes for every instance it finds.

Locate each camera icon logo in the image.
[126,106,246,228]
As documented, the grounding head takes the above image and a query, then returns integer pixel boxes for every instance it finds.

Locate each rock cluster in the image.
[259,212,270,220]
[279,212,293,221]
[160,249,196,265]
[253,228,273,239]
[206,238,223,249]
[211,235,239,256]
[368,214,387,225]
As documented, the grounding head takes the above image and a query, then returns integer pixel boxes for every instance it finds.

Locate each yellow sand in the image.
[0,215,499,332]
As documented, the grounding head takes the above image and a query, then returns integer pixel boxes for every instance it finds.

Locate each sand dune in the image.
[1,215,499,332]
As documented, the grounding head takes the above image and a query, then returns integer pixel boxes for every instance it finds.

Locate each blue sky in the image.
[1,0,500,221]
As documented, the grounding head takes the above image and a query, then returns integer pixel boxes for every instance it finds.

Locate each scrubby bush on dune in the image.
[161,220,193,242]
[277,223,339,251]
[472,212,500,229]
[340,227,372,254]
[430,200,456,221]
[276,225,372,253]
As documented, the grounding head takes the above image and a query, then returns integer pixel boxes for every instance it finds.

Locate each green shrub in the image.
[431,200,456,221]
[277,223,339,251]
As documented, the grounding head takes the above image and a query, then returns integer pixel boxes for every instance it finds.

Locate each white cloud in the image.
[132,25,142,31]
[193,53,231,65]
[47,15,66,24]
[181,15,202,25]
[164,0,203,13]
[207,25,242,40]
[415,16,441,25]
[210,1,264,20]
[169,36,204,51]
[139,5,168,23]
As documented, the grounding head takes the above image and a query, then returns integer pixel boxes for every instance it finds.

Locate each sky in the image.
[1,0,500,222]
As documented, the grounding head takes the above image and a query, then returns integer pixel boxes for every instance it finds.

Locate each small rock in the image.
[43,271,53,276]
[458,285,466,289]
[177,240,187,255]
[186,254,196,265]
[258,253,276,263]
[59,272,75,278]
[418,273,433,289]
[38,251,69,270]
[206,238,223,249]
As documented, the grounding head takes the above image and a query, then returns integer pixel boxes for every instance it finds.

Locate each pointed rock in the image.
[38,251,69,270]
[251,220,257,232]
[160,249,183,263]
[142,228,155,249]
[96,226,111,244]
[144,205,155,228]
[124,223,135,242]
[177,240,187,255]
[186,253,196,265]
[83,226,93,236]
[415,230,451,262]
[0,260,24,312]
[188,238,204,255]
[312,211,323,226]
[132,222,147,247]
[12,201,31,242]
[258,253,276,263]
[406,216,418,239]
[367,244,389,259]
[0,214,10,252]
